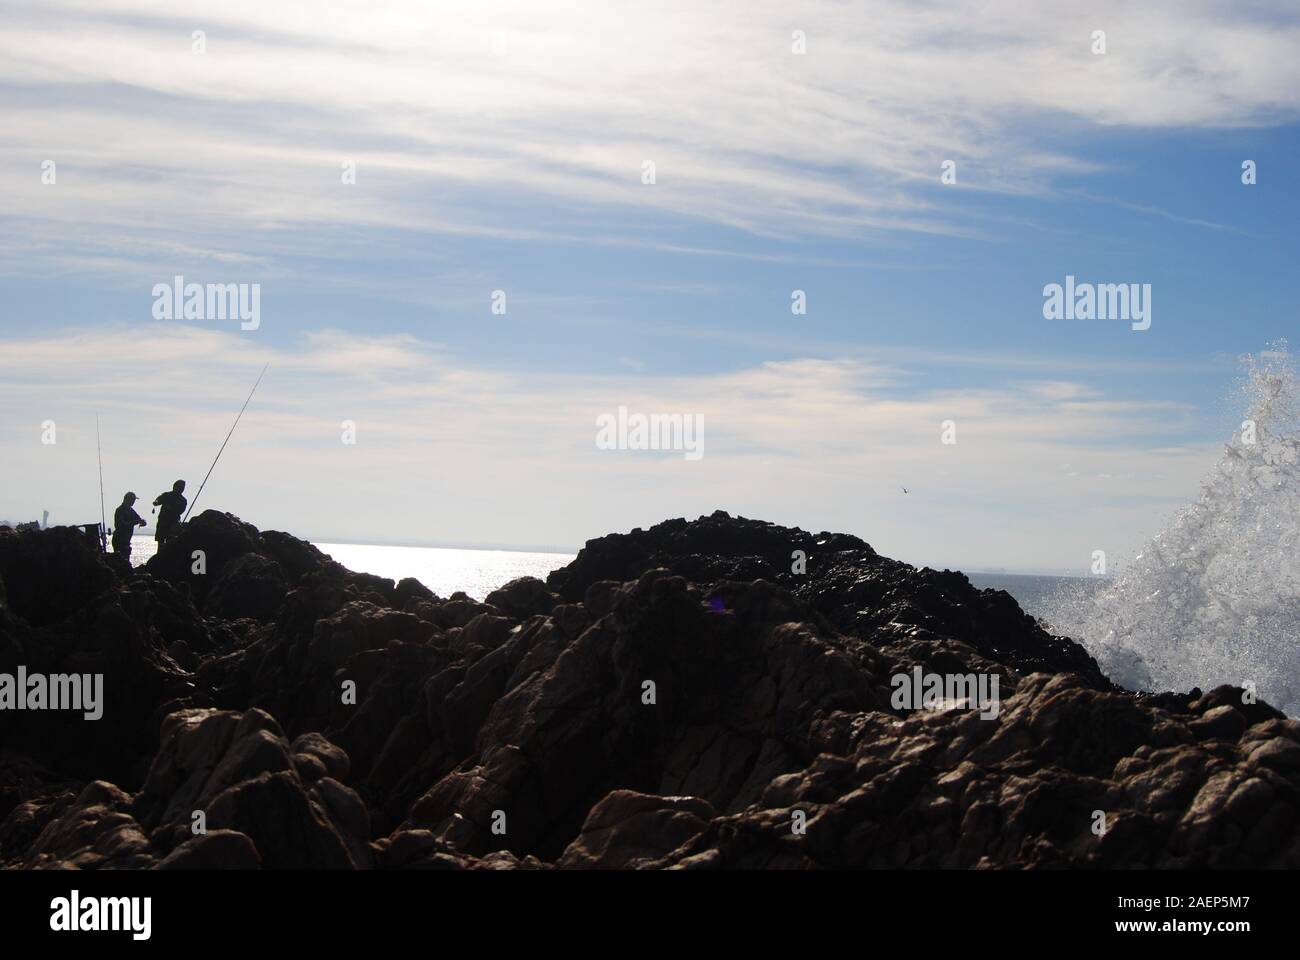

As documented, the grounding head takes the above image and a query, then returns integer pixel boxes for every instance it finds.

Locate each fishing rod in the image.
[183,362,269,522]
[96,414,107,552]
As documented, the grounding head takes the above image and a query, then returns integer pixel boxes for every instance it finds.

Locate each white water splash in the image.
[1047,342,1300,716]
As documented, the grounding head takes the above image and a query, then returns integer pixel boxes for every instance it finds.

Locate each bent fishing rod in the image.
[183,362,270,522]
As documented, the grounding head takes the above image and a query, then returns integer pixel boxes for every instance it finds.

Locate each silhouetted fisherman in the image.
[112,492,147,560]
[153,480,187,544]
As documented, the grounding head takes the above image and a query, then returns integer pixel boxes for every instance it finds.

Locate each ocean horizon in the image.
[119,533,1095,615]
[122,534,575,602]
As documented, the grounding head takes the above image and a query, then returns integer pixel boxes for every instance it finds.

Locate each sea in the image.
[123,535,575,601]
[964,572,1102,620]
[123,535,1086,615]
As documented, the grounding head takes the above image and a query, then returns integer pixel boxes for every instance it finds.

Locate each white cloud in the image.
[1,0,1297,275]
[0,323,1220,569]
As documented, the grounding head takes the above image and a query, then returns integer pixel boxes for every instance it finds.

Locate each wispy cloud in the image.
[0,323,1220,568]
[2,0,1297,277]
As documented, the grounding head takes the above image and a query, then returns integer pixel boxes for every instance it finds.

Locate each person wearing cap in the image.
[112,491,147,560]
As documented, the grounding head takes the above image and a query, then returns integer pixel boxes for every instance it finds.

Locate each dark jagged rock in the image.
[549,511,1109,687]
[0,578,194,784]
[156,829,262,870]
[0,525,117,627]
[558,790,718,869]
[547,510,871,599]
[145,510,262,608]
[485,577,561,620]
[1,510,1298,870]
[206,554,288,623]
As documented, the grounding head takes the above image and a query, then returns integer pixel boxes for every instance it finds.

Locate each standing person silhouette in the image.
[153,480,187,544]
[112,492,147,560]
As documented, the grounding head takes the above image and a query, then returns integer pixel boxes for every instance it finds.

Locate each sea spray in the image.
[1046,341,1300,716]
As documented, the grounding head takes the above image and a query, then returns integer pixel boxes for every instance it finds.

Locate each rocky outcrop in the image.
[1,510,1297,869]
[0,526,117,627]
[548,510,1109,686]
[558,791,718,869]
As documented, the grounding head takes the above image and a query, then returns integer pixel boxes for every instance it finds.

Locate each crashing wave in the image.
[1046,342,1300,715]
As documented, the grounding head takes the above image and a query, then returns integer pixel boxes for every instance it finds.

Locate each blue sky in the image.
[1,0,1298,572]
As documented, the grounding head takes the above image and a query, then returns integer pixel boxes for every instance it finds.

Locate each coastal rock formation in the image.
[547,510,1108,686]
[2,510,1298,869]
